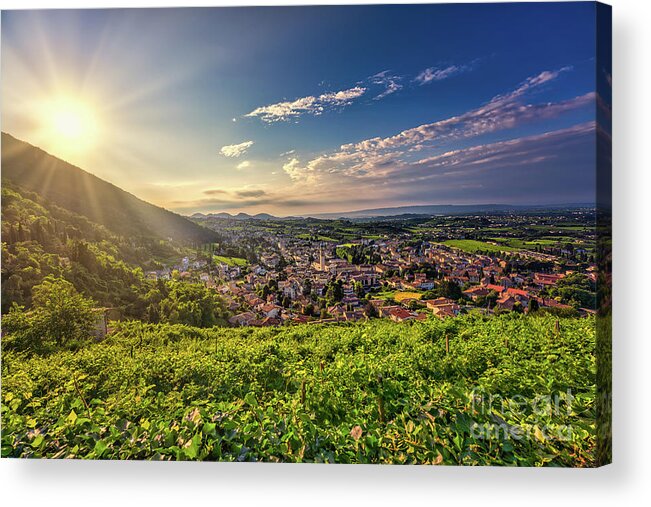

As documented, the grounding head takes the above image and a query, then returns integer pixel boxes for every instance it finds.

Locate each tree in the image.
[364,301,378,318]
[486,290,499,309]
[528,298,540,313]
[354,281,365,298]
[154,282,228,327]
[440,280,462,300]
[3,276,97,352]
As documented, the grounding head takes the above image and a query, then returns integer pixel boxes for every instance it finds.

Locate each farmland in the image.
[1,314,597,465]
[442,239,518,254]
[213,255,248,267]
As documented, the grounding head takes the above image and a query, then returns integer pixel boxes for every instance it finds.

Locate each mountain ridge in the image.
[1,132,219,245]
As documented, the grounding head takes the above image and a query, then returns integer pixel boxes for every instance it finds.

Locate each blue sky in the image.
[1,3,603,215]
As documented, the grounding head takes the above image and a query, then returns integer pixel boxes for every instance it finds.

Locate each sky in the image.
[1,3,603,216]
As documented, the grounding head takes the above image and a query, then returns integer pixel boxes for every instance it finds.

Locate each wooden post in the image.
[445,334,450,354]
[377,374,385,423]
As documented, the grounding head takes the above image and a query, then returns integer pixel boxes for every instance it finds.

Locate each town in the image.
[146,209,598,327]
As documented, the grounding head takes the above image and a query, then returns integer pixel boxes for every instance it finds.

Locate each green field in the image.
[213,255,248,267]
[442,239,518,254]
[296,234,338,242]
[2,315,597,465]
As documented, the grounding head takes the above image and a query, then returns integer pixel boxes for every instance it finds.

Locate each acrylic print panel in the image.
[0,2,611,466]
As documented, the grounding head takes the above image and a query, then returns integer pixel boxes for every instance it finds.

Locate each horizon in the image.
[2,4,599,215]
[189,201,597,220]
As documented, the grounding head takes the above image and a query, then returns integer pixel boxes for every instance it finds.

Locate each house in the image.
[486,284,506,294]
[463,286,491,300]
[425,298,455,310]
[229,312,258,327]
[260,316,281,327]
[368,299,386,309]
[496,295,518,311]
[379,305,402,318]
[424,297,460,318]
[506,288,530,300]
[257,303,281,319]
[534,273,565,286]
[431,305,459,319]
[327,305,346,318]
[388,307,416,322]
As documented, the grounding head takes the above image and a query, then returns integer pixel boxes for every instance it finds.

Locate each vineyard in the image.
[1,314,597,465]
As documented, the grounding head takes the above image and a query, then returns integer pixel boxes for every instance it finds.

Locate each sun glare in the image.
[41,97,100,153]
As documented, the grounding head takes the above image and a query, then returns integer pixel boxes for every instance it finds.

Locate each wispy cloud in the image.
[415,64,467,85]
[371,70,403,100]
[244,86,366,123]
[235,188,266,198]
[340,68,585,156]
[284,68,592,183]
[173,187,320,212]
[220,140,254,157]
[236,160,251,170]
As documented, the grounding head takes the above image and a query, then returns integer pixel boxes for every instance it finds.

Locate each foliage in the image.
[2,314,597,465]
[144,281,230,328]
[2,276,98,353]
[335,244,381,265]
[1,185,229,325]
[1,185,166,316]
[549,273,596,309]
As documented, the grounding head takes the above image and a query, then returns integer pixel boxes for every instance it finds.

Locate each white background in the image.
[0,0,649,505]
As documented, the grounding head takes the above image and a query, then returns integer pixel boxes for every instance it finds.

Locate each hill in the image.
[191,211,279,220]
[1,132,219,245]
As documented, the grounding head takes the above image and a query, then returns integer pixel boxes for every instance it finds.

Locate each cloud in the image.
[236,160,251,170]
[285,68,592,184]
[407,122,594,176]
[282,158,305,181]
[220,140,254,157]
[184,67,595,214]
[173,191,320,211]
[244,86,366,123]
[415,65,466,85]
[340,69,589,157]
[382,122,597,204]
[280,149,295,157]
[235,189,266,198]
[371,70,403,100]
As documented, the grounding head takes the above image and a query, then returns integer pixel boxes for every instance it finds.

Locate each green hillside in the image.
[1,133,219,246]
[1,315,597,465]
[0,183,230,324]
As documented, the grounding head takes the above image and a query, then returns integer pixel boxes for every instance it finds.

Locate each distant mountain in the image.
[308,203,595,220]
[1,133,219,245]
[192,203,594,222]
[192,211,279,220]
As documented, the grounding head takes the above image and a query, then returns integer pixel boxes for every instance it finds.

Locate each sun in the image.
[41,97,100,154]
